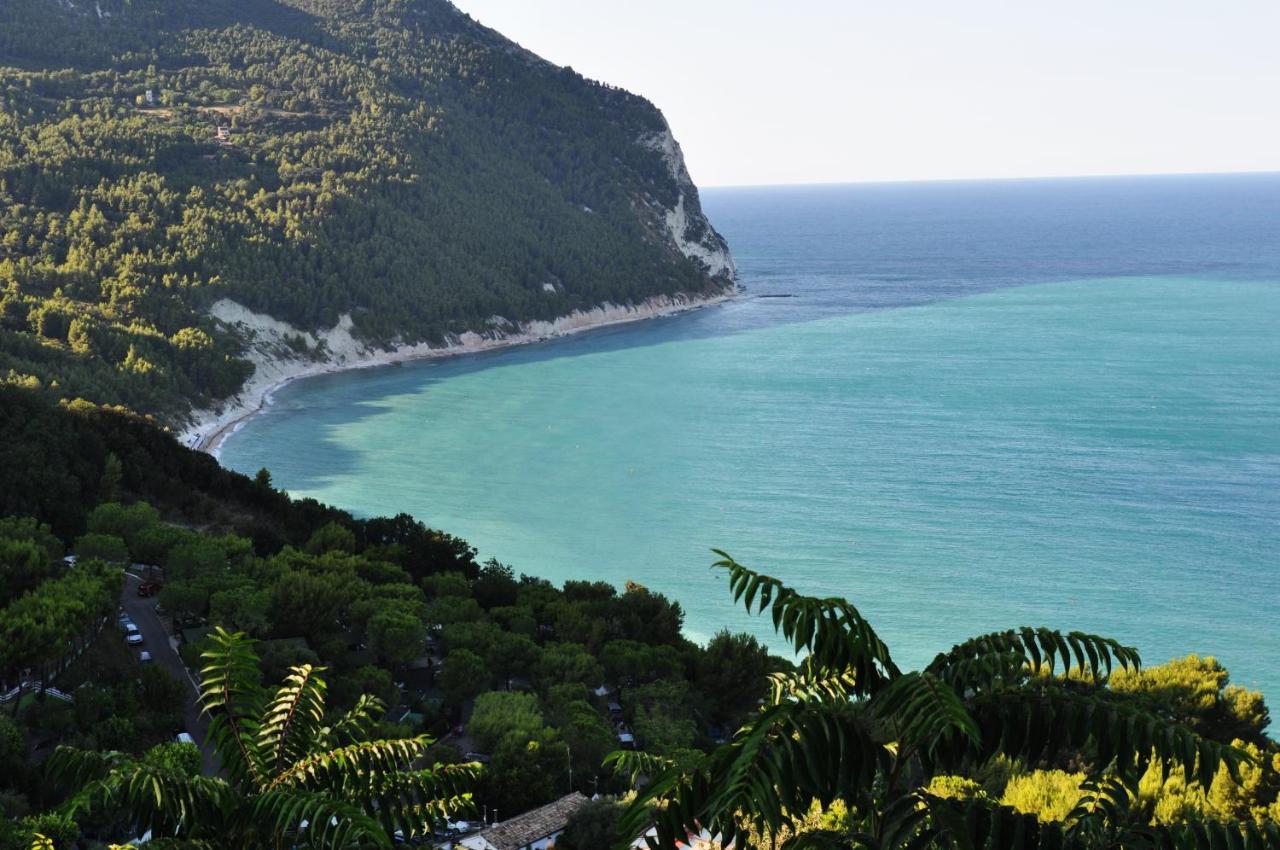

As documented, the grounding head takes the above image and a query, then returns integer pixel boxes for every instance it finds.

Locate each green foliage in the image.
[696,629,773,723]
[483,724,564,818]
[0,535,53,608]
[633,703,697,758]
[208,584,271,635]
[536,642,604,690]
[1003,770,1087,822]
[469,691,543,753]
[0,559,120,700]
[547,695,616,785]
[304,521,356,555]
[624,679,699,757]
[438,649,489,708]
[472,559,519,610]
[71,532,127,562]
[486,632,540,689]
[613,554,1274,850]
[86,501,160,553]
[557,797,625,850]
[1111,654,1271,744]
[0,715,27,784]
[142,742,203,779]
[49,628,478,847]
[366,606,427,668]
[0,516,62,564]
[926,775,987,802]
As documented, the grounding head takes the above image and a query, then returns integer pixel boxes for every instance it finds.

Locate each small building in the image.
[458,792,589,850]
[144,89,155,105]
[215,126,232,146]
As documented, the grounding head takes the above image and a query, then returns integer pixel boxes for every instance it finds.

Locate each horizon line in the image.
[699,168,1280,191]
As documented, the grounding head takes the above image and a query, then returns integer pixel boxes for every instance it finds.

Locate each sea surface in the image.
[222,174,1280,698]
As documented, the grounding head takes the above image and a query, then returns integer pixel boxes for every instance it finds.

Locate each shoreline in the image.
[180,289,738,457]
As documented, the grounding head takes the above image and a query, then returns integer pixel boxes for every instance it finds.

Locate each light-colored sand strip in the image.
[179,290,737,457]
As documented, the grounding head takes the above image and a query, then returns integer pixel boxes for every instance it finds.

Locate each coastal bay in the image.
[221,175,1280,698]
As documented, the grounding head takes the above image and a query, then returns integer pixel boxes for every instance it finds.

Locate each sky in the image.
[453,0,1280,187]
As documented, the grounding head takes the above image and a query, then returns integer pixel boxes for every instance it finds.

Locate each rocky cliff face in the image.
[642,126,737,282]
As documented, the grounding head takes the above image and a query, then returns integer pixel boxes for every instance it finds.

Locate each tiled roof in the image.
[469,792,589,850]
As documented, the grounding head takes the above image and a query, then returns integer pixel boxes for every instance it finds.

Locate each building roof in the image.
[464,792,589,850]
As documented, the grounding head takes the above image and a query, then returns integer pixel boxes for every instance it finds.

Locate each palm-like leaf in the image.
[874,671,980,758]
[257,663,329,775]
[47,747,233,839]
[197,627,266,786]
[620,693,882,849]
[966,686,1249,788]
[323,692,383,748]
[48,629,476,849]
[616,554,1267,850]
[714,551,899,694]
[928,628,1141,688]
[251,788,391,849]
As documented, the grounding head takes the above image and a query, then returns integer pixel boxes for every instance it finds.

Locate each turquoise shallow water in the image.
[222,176,1280,698]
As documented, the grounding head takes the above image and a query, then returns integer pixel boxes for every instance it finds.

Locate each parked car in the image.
[118,616,135,633]
[138,651,153,663]
[136,581,161,598]
[126,627,144,646]
[175,732,195,745]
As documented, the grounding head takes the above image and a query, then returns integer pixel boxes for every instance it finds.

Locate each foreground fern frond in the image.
[49,627,477,849]
[617,553,1267,850]
[967,686,1250,787]
[928,627,1141,686]
[713,551,900,694]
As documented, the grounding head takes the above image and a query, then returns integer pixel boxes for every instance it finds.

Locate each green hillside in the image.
[0,0,734,420]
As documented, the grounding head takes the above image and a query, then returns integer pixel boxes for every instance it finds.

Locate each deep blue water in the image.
[222,173,1280,698]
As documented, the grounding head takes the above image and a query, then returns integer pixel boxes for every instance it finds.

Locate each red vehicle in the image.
[136,581,161,598]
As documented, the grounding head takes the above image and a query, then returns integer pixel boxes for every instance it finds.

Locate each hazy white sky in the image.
[453,0,1280,187]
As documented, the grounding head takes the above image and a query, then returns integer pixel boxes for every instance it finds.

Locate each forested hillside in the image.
[0,0,734,420]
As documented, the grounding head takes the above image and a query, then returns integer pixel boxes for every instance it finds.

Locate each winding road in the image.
[121,572,218,776]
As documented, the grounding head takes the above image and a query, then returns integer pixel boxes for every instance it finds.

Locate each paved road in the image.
[121,573,218,775]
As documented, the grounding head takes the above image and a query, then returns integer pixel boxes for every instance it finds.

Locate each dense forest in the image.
[0,0,733,421]
[1,387,1277,848]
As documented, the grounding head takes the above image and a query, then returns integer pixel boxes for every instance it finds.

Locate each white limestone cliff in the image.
[641,125,736,282]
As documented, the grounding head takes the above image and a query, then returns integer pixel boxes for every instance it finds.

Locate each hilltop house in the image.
[457,792,588,850]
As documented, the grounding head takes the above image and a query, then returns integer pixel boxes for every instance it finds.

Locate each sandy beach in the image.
[181,290,737,457]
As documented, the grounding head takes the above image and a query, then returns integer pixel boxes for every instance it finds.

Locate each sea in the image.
[220,174,1280,699]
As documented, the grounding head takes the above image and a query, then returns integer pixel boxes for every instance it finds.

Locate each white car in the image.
[138,651,153,663]
[126,627,143,646]
[175,732,195,745]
